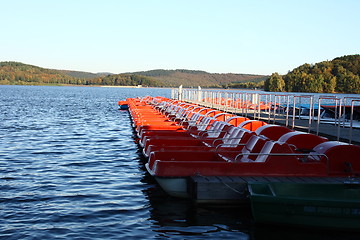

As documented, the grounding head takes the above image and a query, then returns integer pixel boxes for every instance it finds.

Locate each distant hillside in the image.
[130,69,267,87]
[0,62,83,85]
[0,61,266,88]
[89,74,161,87]
[265,54,360,93]
[58,70,112,79]
[0,62,162,86]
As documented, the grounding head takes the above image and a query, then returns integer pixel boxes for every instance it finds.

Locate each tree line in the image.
[0,62,161,87]
[2,55,359,92]
[222,81,264,89]
[264,54,360,93]
[90,74,160,87]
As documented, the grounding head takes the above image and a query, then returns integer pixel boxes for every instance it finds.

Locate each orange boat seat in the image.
[226,116,250,127]
[238,120,267,131]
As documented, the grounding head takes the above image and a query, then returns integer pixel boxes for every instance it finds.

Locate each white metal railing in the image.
[171,87,360,143]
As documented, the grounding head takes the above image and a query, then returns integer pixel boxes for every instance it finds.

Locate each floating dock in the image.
[189,175,355,203]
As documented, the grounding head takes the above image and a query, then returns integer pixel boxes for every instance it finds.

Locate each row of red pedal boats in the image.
[121,96,360,199]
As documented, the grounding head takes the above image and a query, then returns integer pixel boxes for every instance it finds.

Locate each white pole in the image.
[178,85,183,101]
[197,86,202,102]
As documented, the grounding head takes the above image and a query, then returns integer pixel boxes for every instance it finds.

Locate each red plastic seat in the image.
[308,141,360,176]
[255,125,293,141]
[277,131,328,152]
[238,120,267,131]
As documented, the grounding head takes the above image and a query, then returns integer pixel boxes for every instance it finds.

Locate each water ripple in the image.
[0,86,251,240]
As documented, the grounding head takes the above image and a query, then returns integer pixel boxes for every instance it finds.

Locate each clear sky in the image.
[1,0,359,75]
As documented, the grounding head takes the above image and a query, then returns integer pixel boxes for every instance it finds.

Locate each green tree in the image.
[265,72,285,92]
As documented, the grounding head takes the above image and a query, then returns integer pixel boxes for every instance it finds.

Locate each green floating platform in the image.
[248,181,360,230]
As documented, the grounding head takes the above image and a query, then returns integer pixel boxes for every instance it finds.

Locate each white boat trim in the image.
[145,163,189,198]
[154,177,189,198]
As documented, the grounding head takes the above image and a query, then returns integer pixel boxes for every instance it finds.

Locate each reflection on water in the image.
[138,151,360,240]
[135,143,251,239]
[141,174,251,239]
[252,224,360,240]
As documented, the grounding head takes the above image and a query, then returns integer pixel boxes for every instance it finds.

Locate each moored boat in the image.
[248,180,360,230]
[125,96,360,201]
[145,140,360,198]
[118,100,129,110]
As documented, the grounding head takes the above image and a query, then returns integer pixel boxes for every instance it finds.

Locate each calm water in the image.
[1,85,358,240]
[0,85,251,240]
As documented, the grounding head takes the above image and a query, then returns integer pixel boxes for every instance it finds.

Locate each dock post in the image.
[308,96,313,132]
[337,98,342,141]
[178,85,183,101]
[350,99,360,144]
[197,86,202,103]
[316,98,322,135]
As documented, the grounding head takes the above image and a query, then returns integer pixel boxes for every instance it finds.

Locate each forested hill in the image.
[2,55,359,92]
[265,54,360,93]
[129,69,267,87]
[0,62,267,88]
[0,62,161,87]
[57,70,111,79]
[0,62,83,85]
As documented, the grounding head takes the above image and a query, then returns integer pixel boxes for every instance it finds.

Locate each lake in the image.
[1,85,357,239]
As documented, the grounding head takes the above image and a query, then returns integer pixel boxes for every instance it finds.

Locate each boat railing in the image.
[190,122,211,127]
[184,119,201,127]
[198,129,228,137]
[179,113,202,126]
[211,135,248,145]
[215,142,247,150]
[233,152,329,163]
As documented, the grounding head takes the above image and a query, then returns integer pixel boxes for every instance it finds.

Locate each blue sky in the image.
[1,0,359,75]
